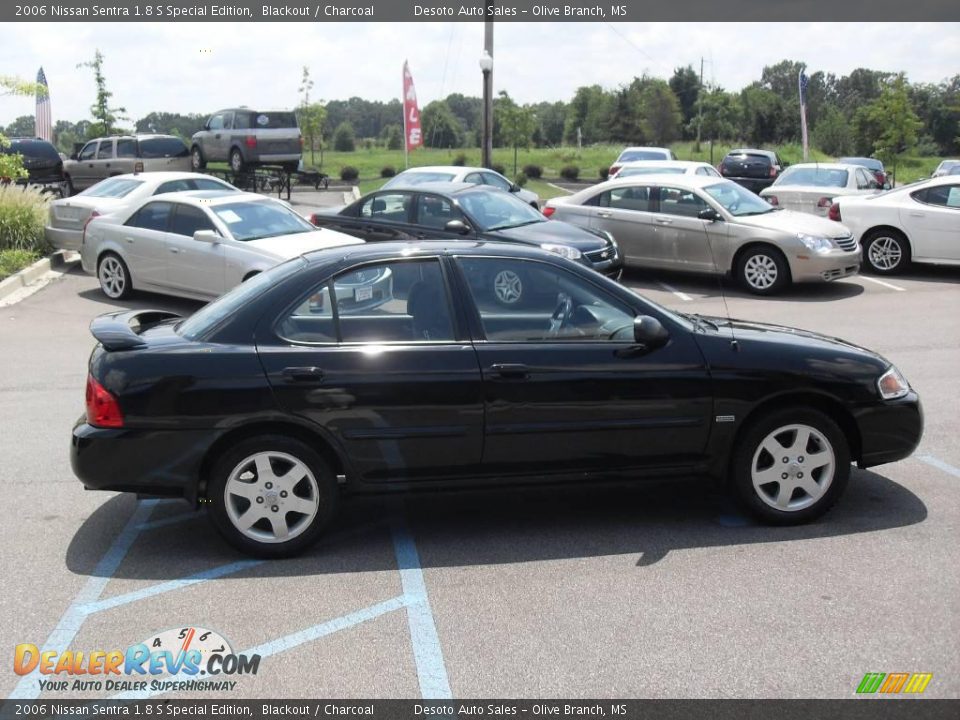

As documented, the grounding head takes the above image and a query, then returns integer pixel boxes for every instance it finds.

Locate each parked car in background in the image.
[0,137,65,194]
[608,147,676,177]
[932,159,959,177]
[382,165,541,208]
[719,149,784,193]
[71,240,922,556]
[759,163,882,217]
[63,135,191,194]
[81,190,362,301]
[837,156,889,188]
[310,182,621,305]
[830,175,960,274]
[45,171,239,251]
[543,175,860,295]
[190,108,302,173]
[612,160,720,180]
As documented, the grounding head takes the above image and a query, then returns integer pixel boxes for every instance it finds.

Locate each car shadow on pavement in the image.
[65,468,926,580]
[75,284,207,316]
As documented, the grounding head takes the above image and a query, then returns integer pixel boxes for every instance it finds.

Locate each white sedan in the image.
[382,165,541,208]
[832,175,960,274]
[760,163,882,217]
[611,160,720,179]
[81,190,363,301]
[45,172,239,251]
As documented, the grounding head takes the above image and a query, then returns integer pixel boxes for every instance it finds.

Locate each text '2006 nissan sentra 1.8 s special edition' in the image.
[72,242,923,557]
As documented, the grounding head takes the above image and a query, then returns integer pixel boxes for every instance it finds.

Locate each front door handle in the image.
[169,247,180,254]
[655,218,673,225]
[490,363,530,379]
[282,366,325,382]
[909,212,925,217]
[597,211,612,218]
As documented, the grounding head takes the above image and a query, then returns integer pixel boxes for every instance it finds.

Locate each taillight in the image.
[828,203,841,222]
[85,375,124,428]
[874,172,884,185]
[308,213,320,226]
[719,165,727,175]
[817,197,833,208]
[245,136,257,148]
[81,211,101,246]
[608,165,620,177]
[299,136,304,147]
[134,161,144,173]
[766,195,779,206]
[542,206,556,218]
[769,166,777,177]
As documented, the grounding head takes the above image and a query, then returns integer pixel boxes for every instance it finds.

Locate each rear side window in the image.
[139,138,189,159]
[116,139,137,158]
[169,204,217,237]
[155,177,234,195]
[126,202,173,231]
[233,112,252,130]
[360,193,411,221]
[80,177,144,198]
[912,185,960,208]
[254,112,298,129]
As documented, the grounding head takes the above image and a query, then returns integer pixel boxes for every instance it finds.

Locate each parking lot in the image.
[1,231,958,699]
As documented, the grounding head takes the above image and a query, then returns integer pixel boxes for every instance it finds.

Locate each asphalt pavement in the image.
[0,218,958,700]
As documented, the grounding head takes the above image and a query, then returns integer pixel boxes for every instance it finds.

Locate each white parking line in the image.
[656,281,693,302]
[858,275,906,292]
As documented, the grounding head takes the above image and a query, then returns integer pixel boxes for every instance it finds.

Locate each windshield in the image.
[458,189,545,231]
[383,171,456,188]
[619,167,685,177]
[213,200,316,241]
[618,150,669,162]
[703,181,776,216]
[80,177,145,198]
[776,167,848,187]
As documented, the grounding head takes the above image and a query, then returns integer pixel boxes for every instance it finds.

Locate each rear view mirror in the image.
[698,208,722,222]
[193,230,220,244]
[444,220,470,235]
[633,315,669,349]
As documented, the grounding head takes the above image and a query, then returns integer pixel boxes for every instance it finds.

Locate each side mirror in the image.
[193,230,220,244]
[444,220,470,235]
[509,183,521,193]
[69,153,78,161]
[698,208,722,222]
[633,315,669,349]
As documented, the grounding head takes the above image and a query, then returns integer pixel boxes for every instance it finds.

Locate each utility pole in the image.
[480,17,494,169]
[695,56,704,153]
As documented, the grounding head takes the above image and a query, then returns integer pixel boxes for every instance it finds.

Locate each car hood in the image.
[244,229,363,259]
[733,209,852,238]
[487,219,608,250]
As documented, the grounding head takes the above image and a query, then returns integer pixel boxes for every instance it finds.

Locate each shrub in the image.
[522,164,542,179]
[339,166,359,182]
[332,122,356,152]
[0,184,51,253]
[380,166,396,178]
[514,172,528,188]
[491,163,506,175]
[598,166,610,180]
[452,153,468,166]
[0,248,40,280]
[560,165,580,181]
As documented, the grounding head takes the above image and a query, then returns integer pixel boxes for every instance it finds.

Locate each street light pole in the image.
[480,20,494,169]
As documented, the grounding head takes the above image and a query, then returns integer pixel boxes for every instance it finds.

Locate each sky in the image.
[1,21,958,126]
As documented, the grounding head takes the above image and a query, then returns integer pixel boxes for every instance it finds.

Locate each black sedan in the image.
[310,182,622,305]
[72,241,922,557]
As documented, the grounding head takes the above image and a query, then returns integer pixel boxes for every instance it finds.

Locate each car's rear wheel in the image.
[191,146,206,170]
[863,229,910,274]
[97,253,133,300]
[229,148,245,174]
[207,435,337,558]
[731,407,850,525]
[736,246,789,295]
[64,176,75,197]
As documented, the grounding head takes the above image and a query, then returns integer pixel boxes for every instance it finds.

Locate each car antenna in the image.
[698,193,739,352]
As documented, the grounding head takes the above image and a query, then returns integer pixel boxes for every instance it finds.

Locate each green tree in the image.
[740,83,787,144]
[496,92,537,175]
[638,80,682,146]
[698,87,740,145]
[77,49,126,137]
[669,65,700,138]
[862,74,923,180]
[4,115,36,138]
[381,124,403,151]
[332,122,356,152]
[563,85,612,145]
[297,67,327,168]
[0,75,47,180]
[421,100,464,149]
[812,105,852,156]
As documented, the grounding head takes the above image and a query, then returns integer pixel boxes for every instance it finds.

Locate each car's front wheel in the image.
[735,246,789,295]
[191,146,206,171]
[207,435,337,558]
[731,407,850,525]
[97,253,133,300]
[863,229,910,274]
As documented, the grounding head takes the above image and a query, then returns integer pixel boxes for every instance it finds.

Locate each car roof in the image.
[301,239,560,265]
[617,160,709,168]
[149,190,264,206]
[96,171,235,185]
[619,146,671,152]
[599,174,726,189]
[83,134,181,141]
[395,166,490,174]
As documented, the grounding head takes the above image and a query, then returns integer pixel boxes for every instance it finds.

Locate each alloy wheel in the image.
[224,451,320,544]
[751,423,835,512]
[868,236,902,271]
[743,254,778,291]
[493,270,523,304]
[98,256,127,299]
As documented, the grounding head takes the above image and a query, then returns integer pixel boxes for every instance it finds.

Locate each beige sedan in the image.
[544,175,861,295]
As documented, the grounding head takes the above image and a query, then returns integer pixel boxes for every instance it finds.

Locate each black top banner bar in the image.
[3,0,959,22]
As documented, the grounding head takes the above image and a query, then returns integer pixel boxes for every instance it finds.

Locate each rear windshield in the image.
[619,167,685,176]
[776,167,848,187]
[252,112,298,129]
[5,140,60,161]
[618,150,669,162]
[138,137,189,159]
[177,258,304,341]
[80,177,145,198]
[839,157,882,172]
[724,152,772,164]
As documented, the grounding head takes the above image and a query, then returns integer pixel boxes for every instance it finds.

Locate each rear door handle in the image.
[169,247,180,254]
[909,212,925,217]
[597,211,612,218]
[655,218,673,225]
[282,366,324,382]
[489,363,530,379]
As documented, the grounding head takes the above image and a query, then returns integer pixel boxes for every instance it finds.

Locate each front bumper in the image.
[856,391,923,468]
[790,247,862,283]
[45,224,83,252]
[584,245,624,278]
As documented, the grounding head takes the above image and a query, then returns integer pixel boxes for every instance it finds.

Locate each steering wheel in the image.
[548,293,574,337]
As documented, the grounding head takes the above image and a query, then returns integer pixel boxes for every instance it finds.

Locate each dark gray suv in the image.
[190,108,302,173]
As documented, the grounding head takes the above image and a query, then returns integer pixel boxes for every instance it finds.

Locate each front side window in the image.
[278,259,453,344]
[457,257,635,342]
[169,204,217,237]
[359,193,411,222]
[126,202,173,232]
[78,142,97,161]
[208,114,224,131]
[415,195,460,229]
[482,172,512,191]
[657,186,709,218]
[96,141,113,160]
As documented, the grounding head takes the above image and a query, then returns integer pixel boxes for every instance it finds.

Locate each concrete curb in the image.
[0,250,78,304]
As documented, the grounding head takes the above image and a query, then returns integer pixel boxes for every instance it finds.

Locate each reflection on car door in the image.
[118,201,173,287]
[163,203,226,297]
[338,191,417,242]
[906,185,960,261]
[413,193,473,239]
[586,186,659,265]
[650,185,727,271]
[257,258,484,482]
[455,256,713,474]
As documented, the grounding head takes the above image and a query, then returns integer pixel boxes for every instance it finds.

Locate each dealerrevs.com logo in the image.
[14,627,260,693]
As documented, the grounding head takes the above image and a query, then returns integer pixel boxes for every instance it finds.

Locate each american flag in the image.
[35,67,52,142]
[798,71,810,162]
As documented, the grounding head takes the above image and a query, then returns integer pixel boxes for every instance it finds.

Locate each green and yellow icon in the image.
[857,672,933,694]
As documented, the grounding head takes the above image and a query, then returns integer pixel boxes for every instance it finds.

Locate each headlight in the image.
[878,366,910,400]
[540,243,582,260]
[797,233,835,254]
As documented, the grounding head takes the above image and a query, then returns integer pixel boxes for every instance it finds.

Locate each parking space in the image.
[1,261,958,700]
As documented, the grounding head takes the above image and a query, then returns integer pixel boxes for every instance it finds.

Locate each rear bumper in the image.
[856,392,924,468]
[251,153,301,165]
[45,224,83,252]
[71,419,218,502]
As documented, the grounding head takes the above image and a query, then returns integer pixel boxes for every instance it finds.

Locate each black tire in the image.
[282,162,299,173]
[191,146,206,171]
[96,252,134,300]
[229,148,245,174]
[730,407,851,526]
[207,435,338,558]
[735,245,790,295]
[64,176,75,197]
[862,228,910,275]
